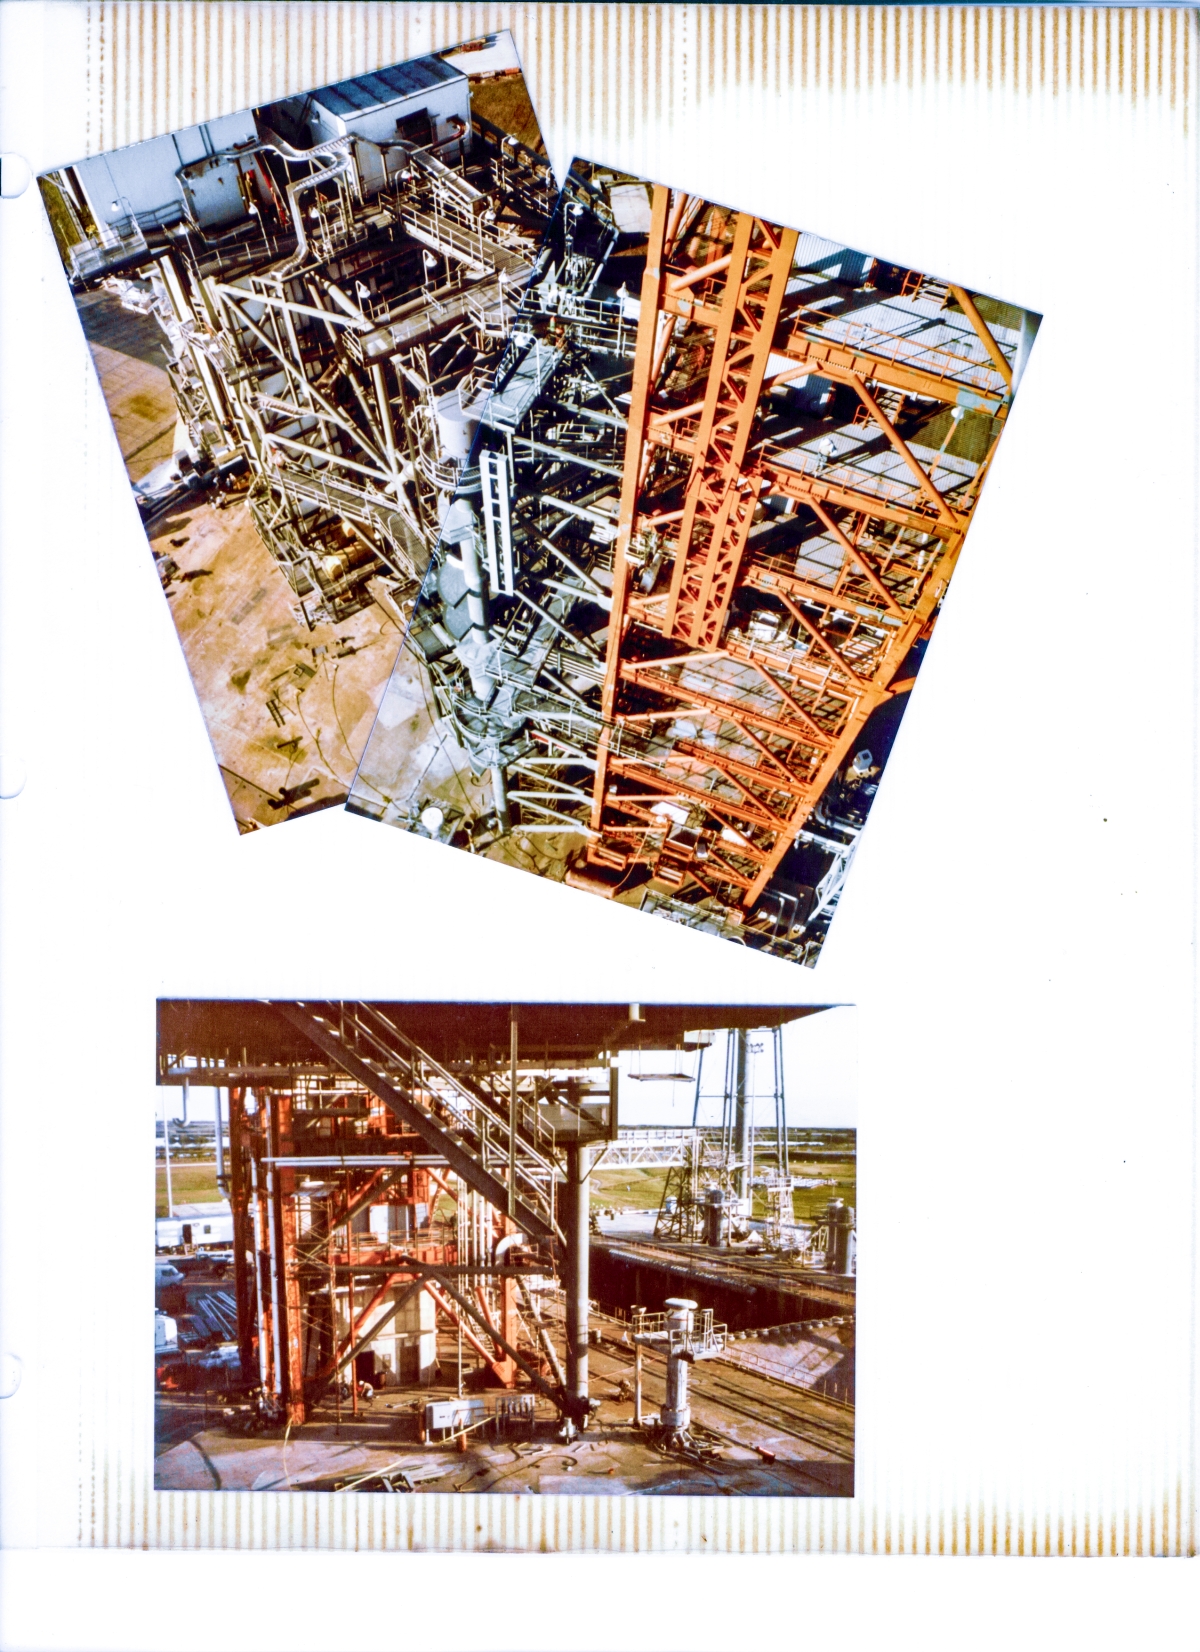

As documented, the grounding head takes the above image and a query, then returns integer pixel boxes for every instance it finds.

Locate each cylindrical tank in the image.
[434,389,477,462]
[824,1198,854,1274]
[661,1298,696,1433]
[704,1187,723,1248]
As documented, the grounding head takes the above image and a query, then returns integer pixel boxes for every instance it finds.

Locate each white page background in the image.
[0,4,1196,1646]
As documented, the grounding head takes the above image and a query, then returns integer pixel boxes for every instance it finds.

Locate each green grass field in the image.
[592,1153,856,1222]
[156,1154,857,1222]
[591,1167,670,1211]
[156,1162,222,1217]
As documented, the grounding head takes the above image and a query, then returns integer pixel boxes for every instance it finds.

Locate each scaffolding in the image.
[352,162,1033,962]
[159,1001,807,1429]
[49,93,555,625]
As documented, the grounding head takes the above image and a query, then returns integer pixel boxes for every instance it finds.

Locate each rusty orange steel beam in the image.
[946,286,1014,390]
[760,457,963,539]
[659,290,723,329]
[736,722,815,786]
[662,743,801,821]
[672,737,806,794]
[743,561,903,623]
[608,758,801,833]
[313,1270,410,1387]
[423,1279,502,1373]
[647,419,971,534]
[590,183,672,840]
[741,700,894,908]
[663,216,800,647]
[658,293,1008,413]
[806,499,907,619]
[661,211,757,638]
[737,565,958,912]
[716,636,855,725]
[619,667,836,748]
[848,375,959,527]
[619,612,888,740]
[740,563,945,680]
[667,251,733,292]
[773,593,878,692]
[621,649,729,674]
[703,854,761,890]
[734,647,844,741]
[775,326,1009,411]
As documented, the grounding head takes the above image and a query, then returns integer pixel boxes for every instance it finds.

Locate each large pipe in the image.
[160,1090,175,1219]
[516,1276,567,1390]
[732,1029,750,1202]
[247,1142,270,1392]
[564,1143,593,1422]
[214,1086,227,1193]
[458,525,489,637]
[274,145,354,279]
[492,764,511,833]
[262,1092,285,1400]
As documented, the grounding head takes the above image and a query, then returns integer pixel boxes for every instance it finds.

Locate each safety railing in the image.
[631,1306,727,1356]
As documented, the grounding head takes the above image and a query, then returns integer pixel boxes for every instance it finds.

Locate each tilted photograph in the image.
[38,34,555,828]
[155,999,856,1497]
[349,160,1039,964]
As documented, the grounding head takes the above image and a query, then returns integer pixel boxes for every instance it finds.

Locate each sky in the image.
[615,1006,857,1129]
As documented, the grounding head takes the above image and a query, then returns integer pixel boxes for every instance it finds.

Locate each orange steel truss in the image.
[588,185,1012,913]
[226,1081,526,1426]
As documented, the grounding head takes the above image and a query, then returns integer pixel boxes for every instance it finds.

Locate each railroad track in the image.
[588,1337,855,1465]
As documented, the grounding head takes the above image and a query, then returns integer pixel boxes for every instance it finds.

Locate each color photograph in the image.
[38,33,555,828]
[155,999,856,1498]
[349,160,1039,964]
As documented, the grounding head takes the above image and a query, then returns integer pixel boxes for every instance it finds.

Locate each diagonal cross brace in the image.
[418,1261,589,1422]
[272,1002,561,1246]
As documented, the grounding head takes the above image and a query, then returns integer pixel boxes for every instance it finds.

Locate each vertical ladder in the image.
[480,448,514,595]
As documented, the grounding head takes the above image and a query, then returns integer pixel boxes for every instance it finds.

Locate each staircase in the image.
[274,1001,570,1245]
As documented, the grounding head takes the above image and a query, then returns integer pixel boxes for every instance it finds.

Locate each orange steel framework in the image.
[225,1077,554,1426]
[587,184,1013,915]
[348,163,1028,961]
[161,999,830,1427]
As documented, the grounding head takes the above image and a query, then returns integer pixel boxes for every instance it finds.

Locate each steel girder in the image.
[586,184,1010,920]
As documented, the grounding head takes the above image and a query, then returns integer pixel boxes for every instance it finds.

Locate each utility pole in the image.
[161,1090,175,1219]
[732,1029,750,1203]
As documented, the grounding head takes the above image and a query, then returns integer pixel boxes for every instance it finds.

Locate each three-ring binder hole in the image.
[0,754,26,799]
[0,155,31,198]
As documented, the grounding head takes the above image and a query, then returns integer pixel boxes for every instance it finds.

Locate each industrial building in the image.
[155,1000,855,1496]
[350,161,1038,962]
[39,38,555,827]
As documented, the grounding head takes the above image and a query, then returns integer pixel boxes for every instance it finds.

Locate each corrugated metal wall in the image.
[80,5,1191,158]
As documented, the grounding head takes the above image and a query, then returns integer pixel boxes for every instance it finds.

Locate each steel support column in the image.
[564,1142,593,1418]
[274,1089,307,1425]
[732,1030,750,1202]
[227,1087,257,1387]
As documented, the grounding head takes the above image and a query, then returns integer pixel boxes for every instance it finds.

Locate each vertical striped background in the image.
[80,4,1191,160]
[53,4,1199,1555]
